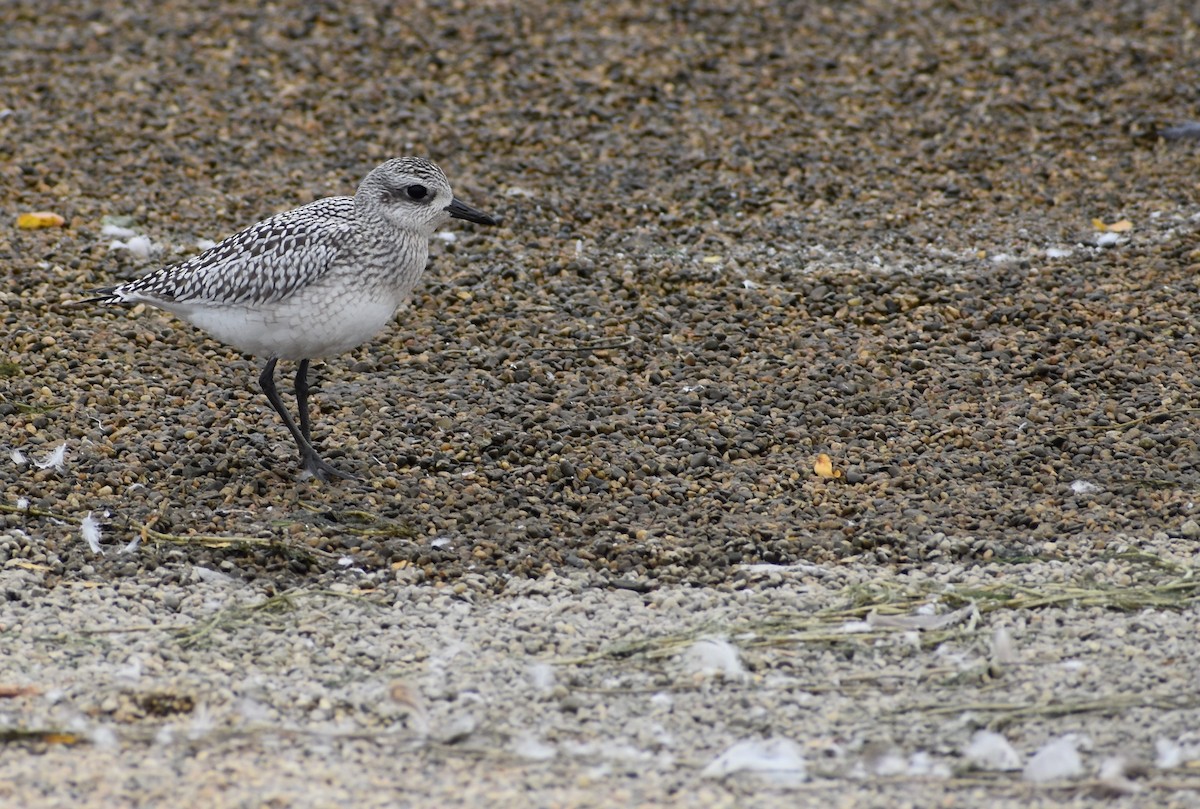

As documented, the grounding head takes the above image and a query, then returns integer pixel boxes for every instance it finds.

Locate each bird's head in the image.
[359,157,498,235]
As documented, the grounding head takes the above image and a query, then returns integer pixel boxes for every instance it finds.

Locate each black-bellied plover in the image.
[87,157,498,481]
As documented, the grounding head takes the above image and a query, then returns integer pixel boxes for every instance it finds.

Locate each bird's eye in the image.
[405,184,429,201]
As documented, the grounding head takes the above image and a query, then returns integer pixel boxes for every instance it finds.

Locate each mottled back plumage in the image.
[93,199,358,307]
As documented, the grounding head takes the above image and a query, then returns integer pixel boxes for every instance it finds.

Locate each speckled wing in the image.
[94,197,358,308]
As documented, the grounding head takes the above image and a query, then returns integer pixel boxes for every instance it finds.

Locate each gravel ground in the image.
[2,0,1199,805]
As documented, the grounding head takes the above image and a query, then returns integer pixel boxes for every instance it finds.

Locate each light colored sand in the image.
[2,533,1198,807]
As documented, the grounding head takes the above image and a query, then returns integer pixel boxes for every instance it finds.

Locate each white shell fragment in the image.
[702,738,807,784]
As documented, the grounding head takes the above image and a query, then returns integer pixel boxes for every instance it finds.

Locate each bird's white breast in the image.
[173,284,402,360]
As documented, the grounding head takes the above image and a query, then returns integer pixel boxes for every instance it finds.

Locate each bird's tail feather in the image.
[71,287,123,306]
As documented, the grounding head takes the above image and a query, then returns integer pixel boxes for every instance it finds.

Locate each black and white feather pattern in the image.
[90,197,358,308]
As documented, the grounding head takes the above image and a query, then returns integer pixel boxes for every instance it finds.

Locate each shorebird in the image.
[87,157,498,481]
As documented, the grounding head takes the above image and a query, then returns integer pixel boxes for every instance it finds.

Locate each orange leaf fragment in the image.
[17,211,65,229]
[814,453,843,480]
[0,684,40,699]
[40,732,85,746]
[1092,218,1133,233]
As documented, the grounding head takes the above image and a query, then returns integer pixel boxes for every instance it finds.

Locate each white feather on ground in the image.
[34,443,67,471]
[107,234,156,260]
[80,512,103,554]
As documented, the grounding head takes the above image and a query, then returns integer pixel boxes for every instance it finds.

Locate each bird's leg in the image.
[291,359,355,479]
[295,359,313,443]
[258,358,354,482]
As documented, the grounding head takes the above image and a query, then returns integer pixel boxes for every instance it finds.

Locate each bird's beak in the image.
[447,198,500,226]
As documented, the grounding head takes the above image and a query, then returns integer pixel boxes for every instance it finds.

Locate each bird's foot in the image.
[300,453,358,482]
